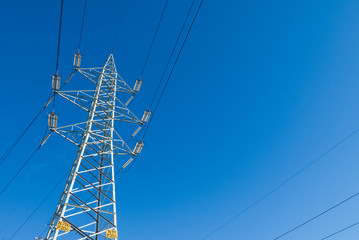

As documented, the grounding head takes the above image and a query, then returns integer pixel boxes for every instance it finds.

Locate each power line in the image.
[0,129,51,199]
[199,127,359,240]
[55,0,64,74]
[148,0,196,109]
[4,1,82,237]
[122,0,204,174]
[52,0,64,112]
[0,93,53,168]
[273,192,359,240]
[320,220,359,240]
[111,0,127,53]
[0,66,75,169]
[120,0,204,174]
[140,0,169,78]
[8,172,68,240]
[0,110,42,167]
[0,72,75,234]
[6,0,97,233]
[0,0,198,174]
[77,0,87,52]
[142,0,204,140]
[0,0,68,169]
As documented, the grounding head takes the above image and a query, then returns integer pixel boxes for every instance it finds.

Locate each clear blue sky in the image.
[1,0,359,239]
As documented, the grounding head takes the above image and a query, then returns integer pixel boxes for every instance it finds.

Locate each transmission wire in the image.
[199,127,359,240]
[77,0,87,53]
[2,69,83,236]
[320,221,359,240]
[0,0,67,167]
[0,128,51,198]
[123,0,203,174]
[273,191,359,239]
[122,0,204,174]
[111,0,127,53]
[0,61,73,170]
[0,0,68,166]
[120,0,204,174]
[8,172,68,240]
[3,0,80,236]
[140,0,169,78]
[7,0,91,233]
[55,0,64,74]
[148,0,196,109]
[0,89,54,168]
[0,66,75,169]
[7,0,359,237]
[141,0,204,140]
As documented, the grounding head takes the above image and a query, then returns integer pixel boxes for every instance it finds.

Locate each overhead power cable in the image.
[4,0,77,236]
[140,0,169,78]
[52,0,64,112]
[0,112,42,167]
[8,172,68,240]
[111,0,127,53]
[199,127,359,240]
[122,0,204,172]
[0,128,51,199]
[1,72,78,232]
[142,0,204,140]
[273,192,359,240]
[148,0,196,109]
[0,0,67,167]
[0,93,53,168]
[77,0,87,53]
[55,0,64,74]
[320,220,359,240]
[129,0,197,144]
[0,67,74,169]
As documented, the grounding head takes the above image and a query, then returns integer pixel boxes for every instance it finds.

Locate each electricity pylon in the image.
[44,54,146,240]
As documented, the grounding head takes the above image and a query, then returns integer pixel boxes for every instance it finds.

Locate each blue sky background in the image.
[1,0,359,239]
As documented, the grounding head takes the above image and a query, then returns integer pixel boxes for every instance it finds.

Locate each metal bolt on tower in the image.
[44,54,145,240]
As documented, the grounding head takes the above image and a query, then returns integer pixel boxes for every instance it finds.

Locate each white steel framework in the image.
[45,54,144,240]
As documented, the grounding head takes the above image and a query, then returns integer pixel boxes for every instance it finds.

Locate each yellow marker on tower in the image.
[106,229,118,239]
[56,220,71,232]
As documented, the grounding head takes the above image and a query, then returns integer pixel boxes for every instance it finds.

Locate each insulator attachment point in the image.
[133,141,144,155]
[133,79,142,93]
[73,53,82,68]
[141,110,151,123]
[48,112,58,129]
[52,74,60,90]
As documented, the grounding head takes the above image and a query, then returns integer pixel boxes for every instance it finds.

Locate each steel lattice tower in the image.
[44,54,145,240]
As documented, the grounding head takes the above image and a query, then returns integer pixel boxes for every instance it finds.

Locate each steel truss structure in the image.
[45,54,144,240]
